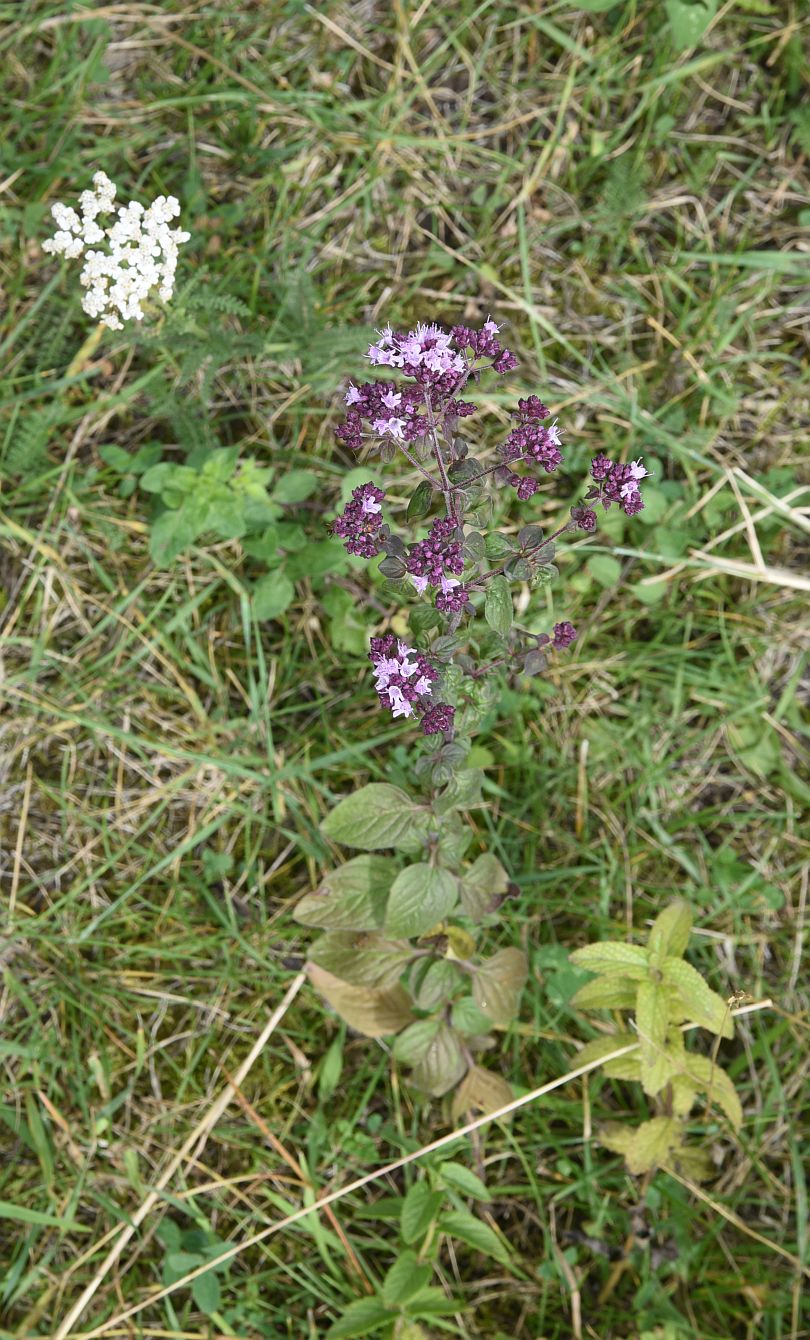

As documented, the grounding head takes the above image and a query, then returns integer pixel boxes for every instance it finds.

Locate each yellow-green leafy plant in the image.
[570,901,742,1179]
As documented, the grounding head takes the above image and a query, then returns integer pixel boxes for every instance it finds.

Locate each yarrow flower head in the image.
[589,455,649,516]
[42,171,190,331]
[331,482,386,557]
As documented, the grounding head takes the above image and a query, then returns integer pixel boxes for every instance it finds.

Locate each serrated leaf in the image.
[662,959,733,1038]
[308,931,413,989]
[451,1065,513,1119]
[400,1183,443,1244]
[385,864,458,938]
[680,1054,743,1130]
[440,1209,510,1265]
[648,901,692,961]
[307,963,415,1038]
[570,977,639,1010]
[459,853,510,920]
[325,1297,396,1338]
[569,942,650,978]
[407,480,435,522]
[293,855,397,931]
[382,1251,432,1307]
[321,785,429,853]
[484,574,512,636]
[671,1075,699,1117]
[409,1024,467,1097]
[472,948,527,1026]
[601,1116,680,1175]
[636,980,671,1096]
[575,1033,640,1080]
[439,1161,491,1202]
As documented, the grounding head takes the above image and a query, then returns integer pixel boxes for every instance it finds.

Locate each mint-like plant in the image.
[303,318,651,1109]
[570,901,742,1178]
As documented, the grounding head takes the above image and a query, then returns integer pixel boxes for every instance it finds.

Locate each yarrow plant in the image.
[302,314,656,1111]
[42,171,190,330]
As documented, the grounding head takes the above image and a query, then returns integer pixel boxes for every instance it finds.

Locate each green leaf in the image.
[191,1268,220,1315]
[293,855,397,931]
[271,468,319,503]
[322,785,429,853]
[451,996,494,1037]
[407,480,435,522]
[577,0,622,9]
[586,554,622,588]
[666,0,717,51]
[393,1020,441,1066]
[382,1251,432,1308]
[409,1024,467,1097]
[472,948,527,1027]
[308,932,413,989]
[459,853,510,920]
[384,864,458,938]
[252,570,295,620]
[600,1116,680,1175]
[636,980,671,1096]
[648,900,692,960]
[149,509,198,566]
[484,575,512,636]
[307,964,415,1038]
[570,978,638,1011]
[575,1033,641,1081]
[325,1297,396,1339]
[569,942,650,978]
[484,532,517,559]
[680,1054,743,1130]
[440,1209,510,1265]
[414,959,460,1010]
[438,1161,491,1202]
[400,1183,443,1245]
[662,959,733,1038]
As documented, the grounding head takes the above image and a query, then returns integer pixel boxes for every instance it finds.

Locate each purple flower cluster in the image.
[334,319,518,454]
[500,396,564,499]
[369,635,454,735]
[331,483,385,557]
[337,381,429,449]
[450,318,518,373]
[552,621,577,649]
[405,517,465,603]
[589,455,648,517]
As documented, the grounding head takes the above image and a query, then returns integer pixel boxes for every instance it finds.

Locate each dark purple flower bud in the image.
[331,483,386,557]
[517,395,550,420]
[516,477,538,500]
[405,517,465,592]
[492,349,518,374]
[421,702,455,735]
[570,504,598,532]
[448,399,477,417]
[435,584,470,613]
[590,454,612,482]
[552,621,577,649]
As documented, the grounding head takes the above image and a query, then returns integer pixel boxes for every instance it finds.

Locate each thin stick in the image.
[53,972,307,1340]
[69,1000,773,1338]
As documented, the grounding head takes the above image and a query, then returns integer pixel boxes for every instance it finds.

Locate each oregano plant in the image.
[301,317,651,1111]
[570,900,743,1178]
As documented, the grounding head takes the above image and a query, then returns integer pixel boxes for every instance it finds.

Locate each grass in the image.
[1,1,808,1337]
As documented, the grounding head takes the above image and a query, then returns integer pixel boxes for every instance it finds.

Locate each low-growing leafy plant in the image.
[570,900,742,1178]
[304,317,652,1109]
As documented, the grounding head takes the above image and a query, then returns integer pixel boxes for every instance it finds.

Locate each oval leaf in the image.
[384,864,458,938]
[472,947,527,1026]
[484,574,512,636]
[307,963,414,1037]
[321,784,428,853]
[293,855,397,930]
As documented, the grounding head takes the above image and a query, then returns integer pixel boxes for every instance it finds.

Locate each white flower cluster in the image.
[42,171,190,331]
